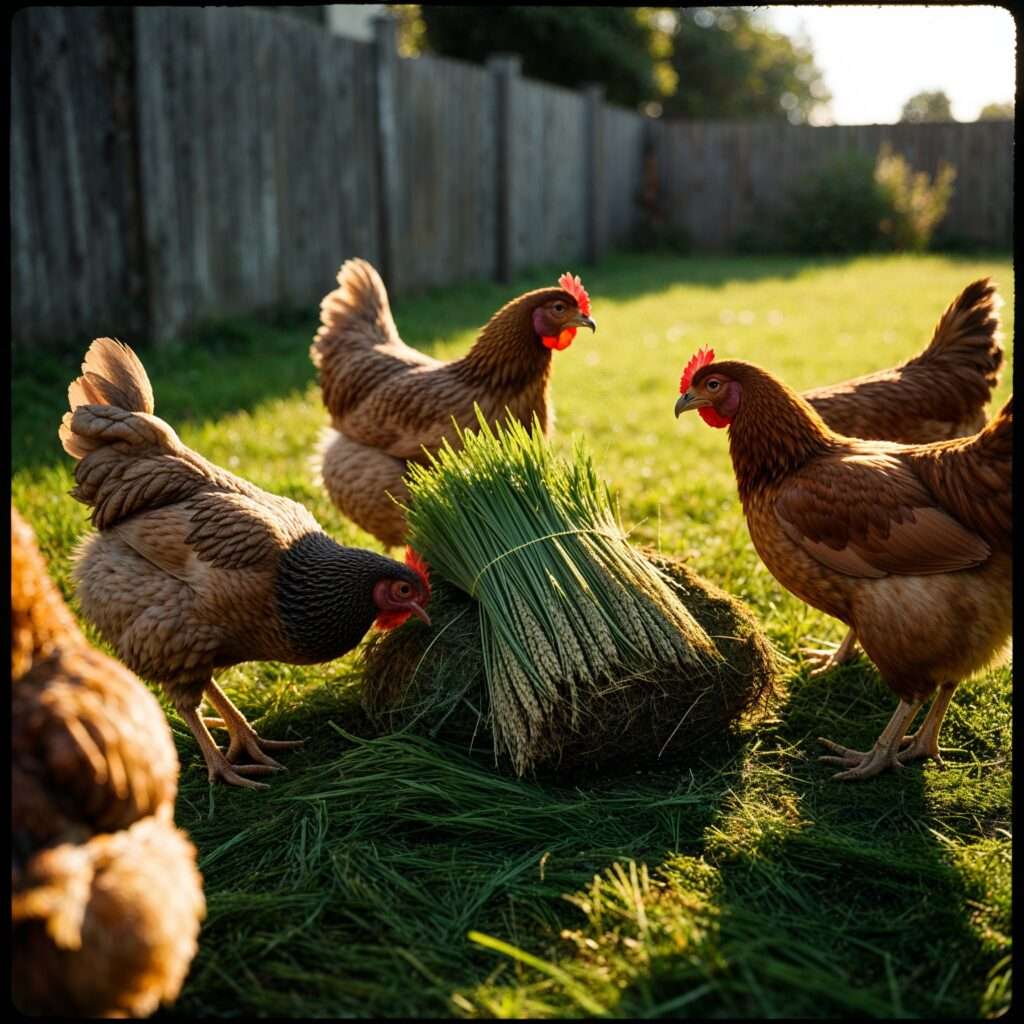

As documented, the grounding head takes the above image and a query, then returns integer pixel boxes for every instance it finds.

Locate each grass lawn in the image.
[12,251,1012,1018]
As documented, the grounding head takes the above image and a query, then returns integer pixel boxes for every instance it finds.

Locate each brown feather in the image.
[56,340,429,719]
[12,816,204,1018]
[11,508,205,1017]
[687,358,1013,706]
[804,278,1003,443]
[310,259,586,545]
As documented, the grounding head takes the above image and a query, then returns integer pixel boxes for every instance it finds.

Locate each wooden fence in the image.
[654,119,1013,251]
[10,6,1014,350]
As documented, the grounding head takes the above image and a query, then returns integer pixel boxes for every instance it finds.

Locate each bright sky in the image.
[761,5,1016,124]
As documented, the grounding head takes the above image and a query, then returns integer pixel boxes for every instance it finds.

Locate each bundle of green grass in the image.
[361,415,776,777]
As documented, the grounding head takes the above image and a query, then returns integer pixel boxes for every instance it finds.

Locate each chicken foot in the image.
[201,680,305,770]
[898,682,958,768]
[179,705,277,790]
[818,698,922,781]
[801,629,859,676]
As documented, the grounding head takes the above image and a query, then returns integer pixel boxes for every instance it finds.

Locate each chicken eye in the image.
[707,379,720,391]
[553,302,565,313]
[395,582,412,598]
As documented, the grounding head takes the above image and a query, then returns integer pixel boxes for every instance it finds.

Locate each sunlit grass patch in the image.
[12,251,1012,1017]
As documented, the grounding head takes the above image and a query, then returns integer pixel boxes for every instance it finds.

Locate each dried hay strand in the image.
[360,415,777,777]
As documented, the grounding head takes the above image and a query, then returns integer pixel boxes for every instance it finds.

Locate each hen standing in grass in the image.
[310,259,596,545]
[783,278,1004,672]
[11,507,205,1017]
[58,338,431,790]
[675,349,1011,780]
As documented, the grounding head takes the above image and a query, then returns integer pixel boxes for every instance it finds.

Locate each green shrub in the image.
[780,145,956,254]
[874,142,957,252]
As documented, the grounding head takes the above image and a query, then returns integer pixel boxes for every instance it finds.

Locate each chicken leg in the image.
[178,705,276,790]
[818,698,923,781]
[202,680,305,770]
[898,682,958,768]
[802,629,860,676]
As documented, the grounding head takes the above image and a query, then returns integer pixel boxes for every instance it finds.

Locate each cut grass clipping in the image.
[362,414,776,776]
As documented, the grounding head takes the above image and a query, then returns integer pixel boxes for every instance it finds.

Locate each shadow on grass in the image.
[165,668,749,1017]
[11,315,322,474]
[606,662,1011,1018]
[144,643,1009,1017]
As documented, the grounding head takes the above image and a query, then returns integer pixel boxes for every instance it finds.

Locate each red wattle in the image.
[699,407,731,429]
[375,609,411,631]
[542,327,576,351]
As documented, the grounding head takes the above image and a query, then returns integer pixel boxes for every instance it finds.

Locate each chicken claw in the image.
[896,682,957,769]
[818,737,904,780]
[897,734,946,769]
[801,631,859,676]
[816,698,922,781]
[180,705,278,789]
[207,758,277,790]
[202,682,306,770]
[202,716,304,769]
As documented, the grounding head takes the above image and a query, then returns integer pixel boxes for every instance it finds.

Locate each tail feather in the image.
[912,393,1013,548]
[67,337,154,416]
[57,339,228,530]
[59,339,155,461]
[977,394,1013,456]
[311,258,398,370]
[908,277,1004,390]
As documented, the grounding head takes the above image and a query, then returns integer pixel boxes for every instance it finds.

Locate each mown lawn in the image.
[12,252,1012,1018]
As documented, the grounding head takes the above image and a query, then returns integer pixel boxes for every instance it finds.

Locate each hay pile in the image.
[361,415,776,777]
[362,550,776,777]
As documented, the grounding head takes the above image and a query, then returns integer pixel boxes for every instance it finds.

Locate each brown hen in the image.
[675,352,1011,780]
[310,259,596,545]
[58,338,431,790]
[804,277,1003,443]
[797,277,1004,672]
[10,507,204,1017]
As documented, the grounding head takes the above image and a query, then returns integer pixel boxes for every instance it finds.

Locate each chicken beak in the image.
[571,314,597,333]
[675,391,700,417]
[408,602,431,626]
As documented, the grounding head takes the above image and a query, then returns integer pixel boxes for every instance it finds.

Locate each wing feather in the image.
[774,451,990,578]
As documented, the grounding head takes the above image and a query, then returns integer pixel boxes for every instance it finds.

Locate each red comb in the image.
[679,346,716,394]
[558,272,590,317]
[405,546,431,596]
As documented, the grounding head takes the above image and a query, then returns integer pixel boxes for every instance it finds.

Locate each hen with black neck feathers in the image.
[311,258,596,545]
[675,348,1012,781]
[59,338,431,790]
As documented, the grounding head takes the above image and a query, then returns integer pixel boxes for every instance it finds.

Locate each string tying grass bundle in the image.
[362,414,775,776]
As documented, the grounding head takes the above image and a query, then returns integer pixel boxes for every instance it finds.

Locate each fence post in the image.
[373,15,401,294]
[582,83,607,265]
[488,53,521,284]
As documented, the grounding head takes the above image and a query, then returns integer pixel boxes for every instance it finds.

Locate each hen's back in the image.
[312,258,440,426]
[804,278,1003,443]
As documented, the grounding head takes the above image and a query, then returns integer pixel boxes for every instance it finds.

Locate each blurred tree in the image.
[405,6,670,108]
[977,100,1014,120]
[391,4,427,57]
[662,7,830,123]
[900,89,954,122]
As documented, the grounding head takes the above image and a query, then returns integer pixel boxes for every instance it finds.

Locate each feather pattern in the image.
[310,259,591,545]
[804,278,1004,443]
[682,355,1012,706]
[58,339,432,714]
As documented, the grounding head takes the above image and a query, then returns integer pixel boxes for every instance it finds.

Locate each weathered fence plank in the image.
[509,77,587,276]
[134,6,380,341]
[11,7,145,348]
[601,106,646,248]
[391,52,498,294]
